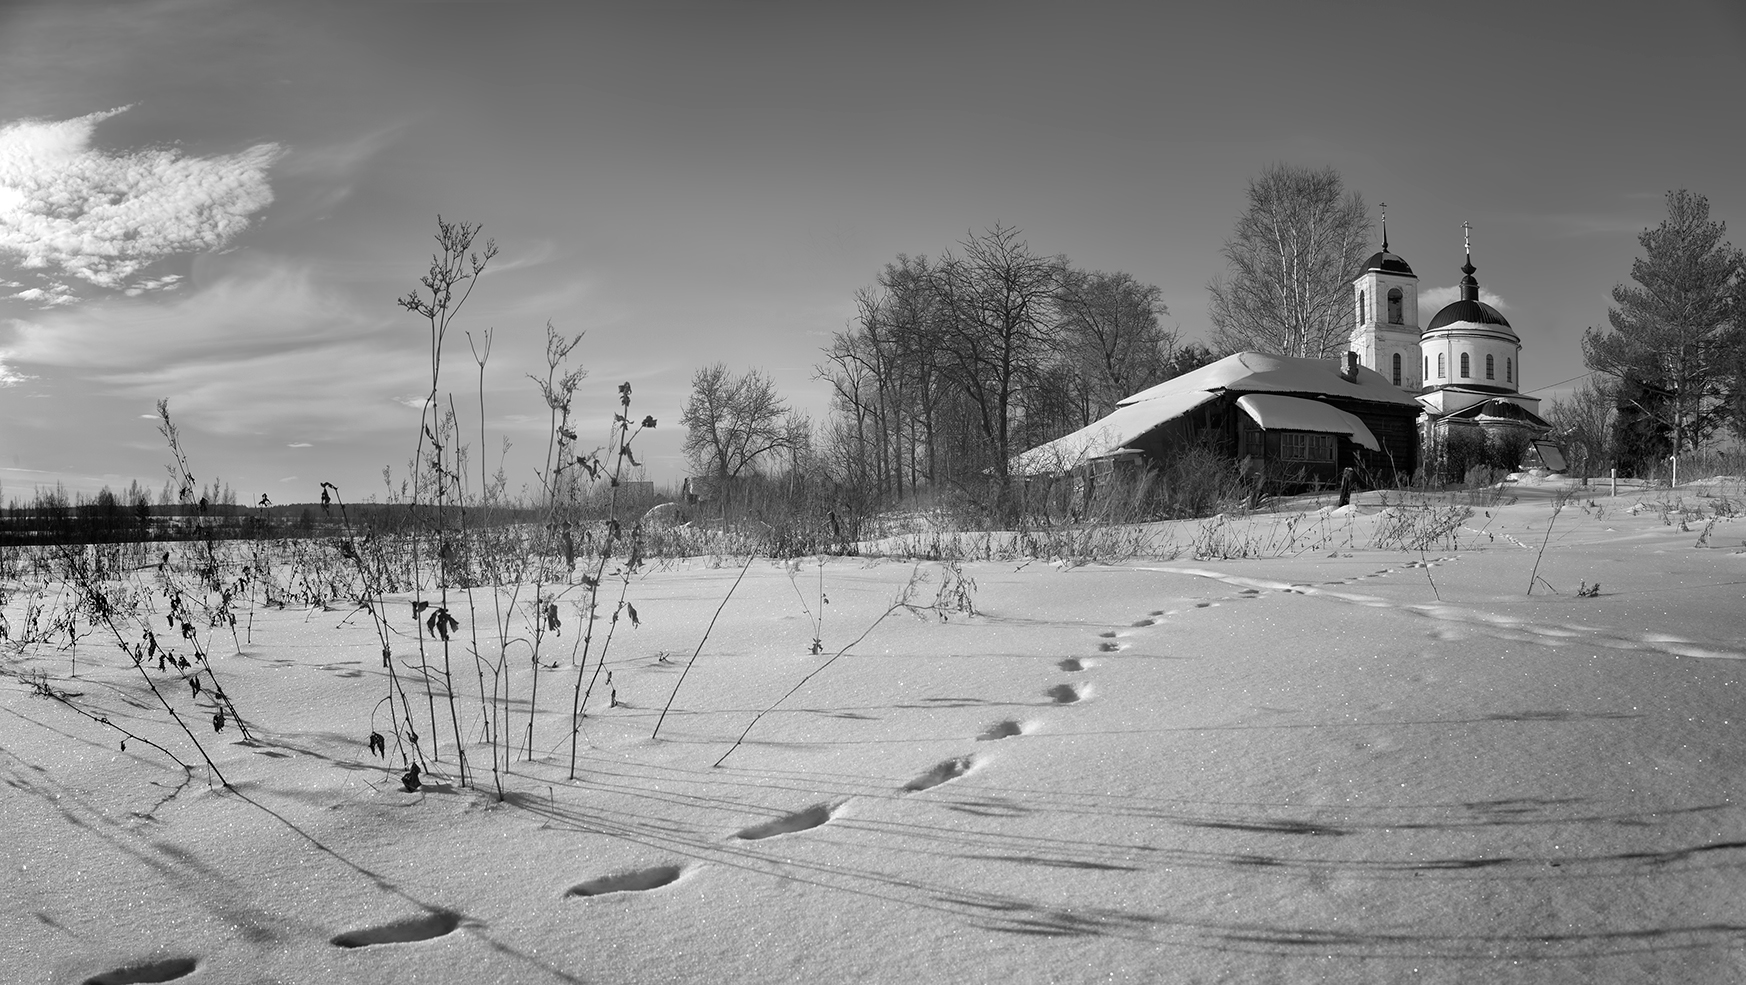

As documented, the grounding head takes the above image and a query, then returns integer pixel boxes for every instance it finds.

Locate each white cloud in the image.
[0,106,281,294]
[288,442,312,448]
[0,357,30,386]
[1420,285,1509,314]
[123,274,183,297]
[9,282,78,306]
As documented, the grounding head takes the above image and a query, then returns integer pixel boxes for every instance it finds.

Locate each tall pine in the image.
[1583,190,1744,461]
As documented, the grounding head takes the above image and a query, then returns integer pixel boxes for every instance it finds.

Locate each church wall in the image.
[1349,269,1423,394]
[1423,331,1521,391]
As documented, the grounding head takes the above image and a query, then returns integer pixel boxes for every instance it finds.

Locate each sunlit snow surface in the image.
[7,478,1746,984]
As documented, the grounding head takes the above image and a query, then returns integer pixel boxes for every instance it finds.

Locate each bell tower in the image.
[1349,205,1423,392]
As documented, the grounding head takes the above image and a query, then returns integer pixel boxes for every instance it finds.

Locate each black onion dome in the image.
[1360,251,1415,276]
[1426,299,1512,330]
[1428,247,1512,331]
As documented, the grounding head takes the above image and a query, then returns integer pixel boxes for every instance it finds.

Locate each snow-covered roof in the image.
[1012,390,1218,476]
[1119,351,1421,408]
[1236,394,1380,451]
[1013,352,1416,476]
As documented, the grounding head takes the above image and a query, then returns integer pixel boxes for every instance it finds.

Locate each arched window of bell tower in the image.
[1460,353,1470,378]
[1486,354,1495,380]
[1387,288,1403,325]
[1357,290,1365,325]
[1391,353,1401,386]
[1506,357,1512,383]
[1436,353,1445,378]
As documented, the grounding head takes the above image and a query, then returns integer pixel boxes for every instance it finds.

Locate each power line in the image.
[1523,370,1599,396]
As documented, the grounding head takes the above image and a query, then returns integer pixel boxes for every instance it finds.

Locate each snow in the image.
[1235,394,1381,451]
[6,479,1746,984]
[1118,351,1421,409]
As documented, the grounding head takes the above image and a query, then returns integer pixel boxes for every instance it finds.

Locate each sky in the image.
[2,0,1744,504]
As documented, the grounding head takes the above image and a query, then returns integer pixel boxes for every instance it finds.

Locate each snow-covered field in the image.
[7,478,1746,984]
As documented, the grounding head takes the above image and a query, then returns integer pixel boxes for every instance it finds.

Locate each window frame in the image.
[1279,431,1337,463]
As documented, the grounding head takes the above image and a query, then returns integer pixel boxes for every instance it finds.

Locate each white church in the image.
[1348,219,1552,452]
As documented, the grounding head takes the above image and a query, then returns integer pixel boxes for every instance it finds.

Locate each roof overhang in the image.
[1235,394,1381,451]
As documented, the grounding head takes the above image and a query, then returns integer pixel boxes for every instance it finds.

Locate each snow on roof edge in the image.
[1118,351,1420,408]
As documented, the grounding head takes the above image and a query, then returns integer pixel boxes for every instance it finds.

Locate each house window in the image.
[1437,353,1445,378]
[1460,353,1470,378]
[1486,354,1495,379]
[1357,290,1366,325]
[1387,288,1403,324]
[1280,432,1336,462]
[1507,357,1512,383]
[1391,352,1402,386]
[1241,423,1266,461]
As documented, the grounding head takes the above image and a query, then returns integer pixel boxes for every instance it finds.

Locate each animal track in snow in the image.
[733,803,836,840]
[79,958,198,985]
[1194,601,1215,608]
[902,755,976,792]
[1045,683,1083,704]
[1057,658,1086,672]
[566,865,685,897]
[1096,630,1118,639]
[1097,641,1123,652]
[1131,617,1157,627]
[978,719,1025,741]
[330,910,463,948]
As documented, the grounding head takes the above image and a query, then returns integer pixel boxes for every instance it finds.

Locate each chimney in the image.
[1340,351,1359,382]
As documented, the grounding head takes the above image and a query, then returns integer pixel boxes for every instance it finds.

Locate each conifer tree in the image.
[1583,189,1744,457]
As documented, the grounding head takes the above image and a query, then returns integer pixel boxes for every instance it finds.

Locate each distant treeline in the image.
[0,497,550,547]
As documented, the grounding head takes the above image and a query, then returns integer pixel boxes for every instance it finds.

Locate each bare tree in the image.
[680,364,803,513]
[1055,269,1178,426]
[1207,164,1371,358]
[931,224,1066,501]
[1545,378,1616,480]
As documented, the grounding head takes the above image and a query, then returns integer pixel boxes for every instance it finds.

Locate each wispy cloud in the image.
[1420,285,1509,314]
[288,442,312,448]
[0,357,30,386]
[0,255,419,434]
[1532,210,1660,239]
[0,106,281,294]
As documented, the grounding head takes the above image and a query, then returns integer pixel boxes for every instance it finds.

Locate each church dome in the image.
[1360,250,1414,276]
[1424,247,1515,336]
[1427,298,1512,331]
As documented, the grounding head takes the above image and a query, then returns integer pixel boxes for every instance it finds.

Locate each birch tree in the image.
[1207,164,1371,358]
